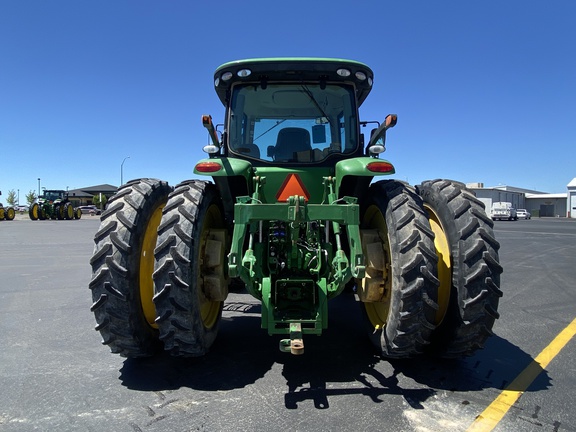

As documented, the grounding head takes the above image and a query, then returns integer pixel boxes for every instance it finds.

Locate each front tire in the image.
[89,178,172,357]
[153,180,228,357]
[417,179,503,357]
[359,180,439,358]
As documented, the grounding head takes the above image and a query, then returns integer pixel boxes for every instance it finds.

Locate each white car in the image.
[78,205,102,215]
[516,209,531,219]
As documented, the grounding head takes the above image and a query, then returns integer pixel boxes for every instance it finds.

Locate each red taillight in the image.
[195,162,222,173]
[366,161,395,173]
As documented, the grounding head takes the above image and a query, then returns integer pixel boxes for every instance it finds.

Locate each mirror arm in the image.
[367,114,397,148]
[202,115,221,148]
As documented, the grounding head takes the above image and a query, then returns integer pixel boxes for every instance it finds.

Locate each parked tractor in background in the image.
[0,191,15,221]
[29,189,82,220]
[90,58,503,359]
[0,204,15,221]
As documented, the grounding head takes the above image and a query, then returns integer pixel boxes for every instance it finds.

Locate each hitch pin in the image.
[279,322,304,355]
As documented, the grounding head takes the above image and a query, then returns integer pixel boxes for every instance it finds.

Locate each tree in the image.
[92,193,108,210]
[6,190,17,206]
[26,190,37,205]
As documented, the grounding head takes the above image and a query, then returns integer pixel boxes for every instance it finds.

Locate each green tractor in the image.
[0,204,15,221]
[89,58,502,359]
[29,189,82,220]
[0,191,15,221]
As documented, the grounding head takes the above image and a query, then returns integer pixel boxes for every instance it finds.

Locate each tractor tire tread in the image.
[417,179,502,357]
[363,180,439,358]
[153,180,225,357]
[89,178,172,358]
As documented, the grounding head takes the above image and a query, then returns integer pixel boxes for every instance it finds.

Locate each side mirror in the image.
[367,114,397,154]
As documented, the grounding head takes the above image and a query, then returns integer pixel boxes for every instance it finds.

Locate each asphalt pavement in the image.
[0,215,574,431]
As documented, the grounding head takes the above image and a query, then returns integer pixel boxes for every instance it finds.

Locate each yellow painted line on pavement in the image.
[467,317,576,432]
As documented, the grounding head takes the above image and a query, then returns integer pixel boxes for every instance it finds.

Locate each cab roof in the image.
[213,57,374,107]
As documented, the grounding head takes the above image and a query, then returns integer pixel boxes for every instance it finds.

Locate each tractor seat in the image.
[274,128,312,161]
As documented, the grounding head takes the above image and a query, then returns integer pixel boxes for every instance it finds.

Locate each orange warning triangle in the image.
[276,173,310,202]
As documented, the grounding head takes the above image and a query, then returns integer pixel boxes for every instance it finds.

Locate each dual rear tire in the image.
[359,179,503,358]
[0,206,15,220]
[28,202,79,220]
[89,177,502,359]
[89,178,226,357]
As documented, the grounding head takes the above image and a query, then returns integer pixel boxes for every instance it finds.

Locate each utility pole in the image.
[121,156,130,186]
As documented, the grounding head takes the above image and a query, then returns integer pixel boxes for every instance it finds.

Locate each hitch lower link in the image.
[279,323,304,355]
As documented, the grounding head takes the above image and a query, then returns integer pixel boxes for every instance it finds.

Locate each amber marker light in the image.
[366,161,395,173]
[195,162,222,173]
[385,114,398,128]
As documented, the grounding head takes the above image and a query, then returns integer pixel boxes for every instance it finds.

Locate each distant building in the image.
[468,181,571,218]
[66,184,118,207]
[568,178,576,219]
[469,185,526,215]
[524,193,568,217]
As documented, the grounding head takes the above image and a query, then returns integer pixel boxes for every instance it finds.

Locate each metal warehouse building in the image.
[568,178,576,218]
[469,179,575,218]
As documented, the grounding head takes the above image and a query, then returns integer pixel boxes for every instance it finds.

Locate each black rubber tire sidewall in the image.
[360,180,439,358]
[417,179,503,357]
[153,180,226,357]
[89,178,172,357]
[5,207,15,220]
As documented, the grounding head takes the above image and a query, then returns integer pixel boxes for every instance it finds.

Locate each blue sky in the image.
[1,1,575,205]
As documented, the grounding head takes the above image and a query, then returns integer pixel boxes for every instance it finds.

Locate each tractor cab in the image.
[40,190,66,203]
[210,58,375,166]
[197,58,397,209]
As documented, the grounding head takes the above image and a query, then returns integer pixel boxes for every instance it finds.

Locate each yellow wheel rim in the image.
[361,204,392,329]
[31,204,39,220]
[198,204,224,329]
[139,203,165,328]
[424,205,451,325]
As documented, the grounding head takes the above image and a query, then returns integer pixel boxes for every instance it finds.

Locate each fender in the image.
[194,157,254,180]
[334,157,395,193]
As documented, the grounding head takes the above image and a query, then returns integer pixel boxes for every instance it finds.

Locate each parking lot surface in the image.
[0,216,575,431]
